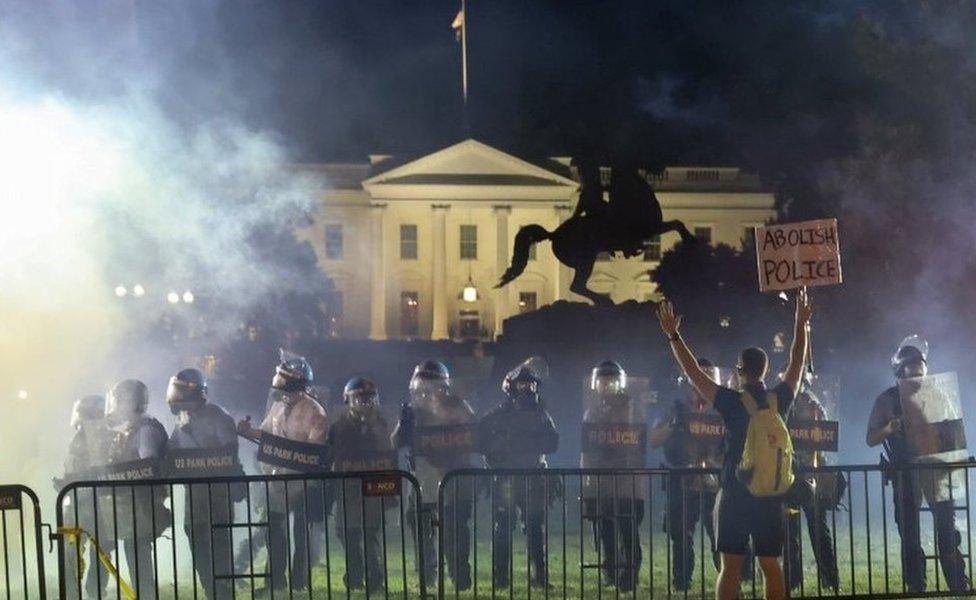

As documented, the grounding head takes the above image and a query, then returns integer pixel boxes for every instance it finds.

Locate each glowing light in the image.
[167,291,180,304]
[132,284,145,297]
[182,291,194,304]
[16,390,28,400]
[719,316,731,328]
[114,285,127,298]
[462,285,478,302]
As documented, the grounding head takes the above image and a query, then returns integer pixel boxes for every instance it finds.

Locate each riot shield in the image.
[410,387,479,503]
[581,375,647,502]
[898,372,968,504]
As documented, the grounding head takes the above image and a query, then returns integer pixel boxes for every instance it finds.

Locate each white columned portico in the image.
[368,203,387,340]
[553,204,573,300]
[493,205,511,337]
[430,204,450,340]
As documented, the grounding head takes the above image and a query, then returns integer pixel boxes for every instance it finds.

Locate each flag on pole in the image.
[451,8,464,41]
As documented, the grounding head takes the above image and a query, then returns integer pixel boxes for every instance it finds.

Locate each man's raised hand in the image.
[656,300,682,337]
[795,287,814,325]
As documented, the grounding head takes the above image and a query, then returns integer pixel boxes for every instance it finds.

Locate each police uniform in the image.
[106,380,169,600]
[580,361,646,591]
[329,377,394,591]
[477,364,558,588]
[59,396,115,600]
[392,360,479,590]
[167,369,242,599]
[785,388,838,592]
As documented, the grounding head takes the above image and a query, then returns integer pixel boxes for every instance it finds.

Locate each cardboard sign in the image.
[789,420,839,452]
[166,446,241,477]
[581,423,647,454]
[0,487,22,511]
[362,475,401,497]
[257,433,329,472]
[755,218,842,292]
[331,451,398,473]
[412,424,478,457]
[102,458,160,481]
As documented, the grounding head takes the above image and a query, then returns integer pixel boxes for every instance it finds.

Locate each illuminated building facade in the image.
[295,139,775,340]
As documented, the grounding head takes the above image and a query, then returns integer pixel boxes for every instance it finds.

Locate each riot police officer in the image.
[477,361,559,589]
[392,359,479,590]
[58,395,115,600]
[649,359,723,591]
[784,371,839,592]
[167,368,242,599]
[866,336,969,593]
[105,379,169,599]
[580,361,646,592]
[237,353,328,592]
[328,377,395,591]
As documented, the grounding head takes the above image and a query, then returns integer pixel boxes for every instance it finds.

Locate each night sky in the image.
[11,0,931,170]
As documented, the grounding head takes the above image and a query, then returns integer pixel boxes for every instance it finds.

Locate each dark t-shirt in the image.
[713,381,797,488]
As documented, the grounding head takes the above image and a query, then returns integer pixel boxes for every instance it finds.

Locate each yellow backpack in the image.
[736,391,795,497]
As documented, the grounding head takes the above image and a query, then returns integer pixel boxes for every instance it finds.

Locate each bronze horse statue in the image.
[496,161,695,305]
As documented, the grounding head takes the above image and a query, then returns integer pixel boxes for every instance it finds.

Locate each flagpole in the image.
[461,0,469,133]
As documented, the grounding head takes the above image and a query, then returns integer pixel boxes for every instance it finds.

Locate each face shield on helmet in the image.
[344,377,379,418]
[590,360,627,399]
[409,360,450,407]
[503,366,541,410]
[70,395,106,430]
[892,334,929,379]
[105,379,149,427]
[166,368,208,415]
[272,349,313,393]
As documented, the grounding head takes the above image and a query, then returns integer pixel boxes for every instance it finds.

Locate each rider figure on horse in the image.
[572,158,649,259]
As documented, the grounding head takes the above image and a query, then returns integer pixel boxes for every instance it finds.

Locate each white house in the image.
[295,139,775,340]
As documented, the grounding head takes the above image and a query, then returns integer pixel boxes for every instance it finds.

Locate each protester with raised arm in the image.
[656,288,812,600]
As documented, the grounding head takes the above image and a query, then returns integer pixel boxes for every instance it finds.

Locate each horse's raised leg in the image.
[569,258,613,306]
[660,219,696,244]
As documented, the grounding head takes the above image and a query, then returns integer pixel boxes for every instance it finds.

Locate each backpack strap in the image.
[740,391,759,416]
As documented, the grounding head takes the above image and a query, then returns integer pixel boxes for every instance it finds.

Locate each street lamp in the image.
[114,285,127,298]
[167,291,180,304]
[132,284,145,298]
[182,291,194,304]
[17,390,28,400]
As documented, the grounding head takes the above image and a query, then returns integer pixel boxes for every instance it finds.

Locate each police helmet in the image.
[892,334,929,377]
[273,355,313,393]
[344,377,379,406]
[106,379,149,424]
[410,359,450,394]
[590,360,627,394]
[70,394,105,430]
[166,368,208,415]
[502,365,541,397]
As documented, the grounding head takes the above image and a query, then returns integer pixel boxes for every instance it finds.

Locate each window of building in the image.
[458,309,481,339]
[400,224,418,260]
[518,292,537,314]
[642,235,661,261]
[460,224,478,260]
[595,251,611,262]
[694,226,712,244]
[324,224,343,259]
[400,291,419,337]
[528,243,537,261]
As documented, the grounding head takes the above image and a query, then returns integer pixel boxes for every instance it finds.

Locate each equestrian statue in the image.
[495,159,695,305]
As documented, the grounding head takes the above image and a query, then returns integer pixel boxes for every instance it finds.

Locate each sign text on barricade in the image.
[257,433,330,472]
[687,413,725,449]
[755,218,842,292]
[789,420,840,452]
[0,486,22,511]
[581,423,647,455]
[412,423,478,457]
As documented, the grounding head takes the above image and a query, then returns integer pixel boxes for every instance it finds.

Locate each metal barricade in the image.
[0,485,47,599]
[56,470,427,599]
[437,464,976,600]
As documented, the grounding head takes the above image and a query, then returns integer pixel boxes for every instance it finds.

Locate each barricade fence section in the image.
[0,485,46,600]
[55,471,428,600]
[438,464,976,600]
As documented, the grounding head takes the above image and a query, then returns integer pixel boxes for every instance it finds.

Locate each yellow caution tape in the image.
[58,526,138,600]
